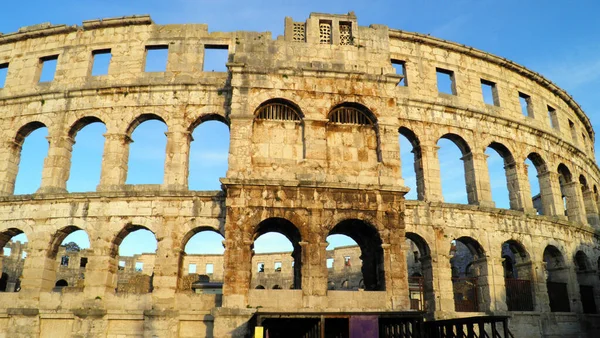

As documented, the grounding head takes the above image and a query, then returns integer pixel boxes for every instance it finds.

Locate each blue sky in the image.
[3,1,600,256]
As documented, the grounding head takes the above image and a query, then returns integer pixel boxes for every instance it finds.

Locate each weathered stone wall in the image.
[0,11,598,338]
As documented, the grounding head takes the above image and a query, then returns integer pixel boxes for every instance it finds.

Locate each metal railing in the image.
[424,316,514,338]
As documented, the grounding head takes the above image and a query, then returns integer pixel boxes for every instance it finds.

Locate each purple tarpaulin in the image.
[350,315,379,338]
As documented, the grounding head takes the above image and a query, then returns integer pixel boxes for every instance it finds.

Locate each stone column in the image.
[83,232,117,297]
[0,140,22,195]
[37,135,74,194]
[506,161,536,213]
[97,133,131,191]
[226,117,253,180]
[533,261,551,312]
[221,211,252,308]
[462,152,495,207]
[163,131,191,190]
[420,256,436,313]
[538,171,566,218]
[384,239,410,310]
[566,265,583,313]
[563,181,587,224]
[485,256,507,312]
[431,240,455,316]
[152,222,182,302]
[417,144,443,202]
[378,124,403,187]
[301,241,328,308]
[18,233,55,299]
[582,190,599,227]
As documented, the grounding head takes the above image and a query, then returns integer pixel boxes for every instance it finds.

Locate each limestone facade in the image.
[0,11,598,337]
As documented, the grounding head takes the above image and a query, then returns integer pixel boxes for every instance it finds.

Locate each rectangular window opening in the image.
[39,55,59,83]
[2,247,10,256]
[274,261,282,272]
[21,251,26,259]
[118,260,126,270]
[188,263,197,274]
[91,49,112,76]
[344,256,351,267]
[144,45,169,72]
[326,258,334,269]
[203,45,229,72]
[319,20,332,44]
[569,120,578,143]
[206,263,214,274]
[339,22,353,45]
[135,262,143,272]
[392,60,407,86]
[548,106,559,129]
[0,63,8,88]
[519,92,533,117]
[436,68,456,95]
[257,262,265,272]
[60,256,69,266]
[80,257,88,268]
[481,79,499,106]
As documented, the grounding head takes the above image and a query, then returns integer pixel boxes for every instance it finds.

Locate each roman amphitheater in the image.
[0,11,599,338]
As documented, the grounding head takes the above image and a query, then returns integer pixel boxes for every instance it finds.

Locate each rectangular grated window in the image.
[91,49,111,76]
[203,45,229,72]
[39,55,59,83]
[319,21,332,44]
[144,45,168,72]
[391,60,407,86]
[548,105,559,129]
[0,63,8,88]
[339,22,353,45]
[436,68,456,95]
[519,92,533,117]
[292,22,305,42]
[481,79,499,106]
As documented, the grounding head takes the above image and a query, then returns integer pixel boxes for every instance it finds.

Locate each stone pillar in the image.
[431,241,455,316]
[566,265,583,313]
[462,152,494,207]
[563,181,587,224]
[383,239,410,310]
[582,190,600,227]
[152,223,182,301]
[226,117,253,180]
[303,119,327,164]
[163,131,191,190]
[420,256,436,313]
[18,234,55,299]
[417,144,443,202]
[37,135,74,194]
[83,232,117,297]
[538,171,566,217]
[378,124,403,187]
[97,133,131,191]
[506,161,536,213]
[222,212,252,308]
[0,140,21,195]
[533,261,550,312]
[301,241,328,309]
[486,256,507,312]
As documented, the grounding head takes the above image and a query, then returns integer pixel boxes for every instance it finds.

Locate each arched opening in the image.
[255,285,265,289]
[579,175,599,225]
[14,122,48,194]
[67,117,106,192]
[525,154,545,215]
[126,115,167,185]
[486,143,518,209]
[558,164,581,220]
[437,134,471,204]
[252,218,302,290]
[54,279,68,291]
[405,233,434,311]
[0,229,28,292]
[112,225,157,294]
[327,219,384,291]
[574,250,597,313]
[326,233,361,291]
[502,240,534,311]
[50,227,91,292]
[399,127,421,200]
[252,99,305,164]
[450,237,488,312]
[180,227,225,291]
[543,245,570,312]
[272,284,282,289]
[326,103,381,180]
[189,116,230,190]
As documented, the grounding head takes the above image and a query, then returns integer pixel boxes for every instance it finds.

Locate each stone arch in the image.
[55,279,68,287]
[188,113,230,132]
[502,239,534,311]
[327,219,384,291]
[578,175,599,225]
[178,226,224,291]
[399,127,424,200]
[252,218,302,290]
[14,121,47,146]
[437,133,477,204]
[405,232,433,311]
[487,142,521,210]
[110,224,156,258]
[125,113,167,137]
[450,236,489,312]
[68,116,105,139]
[326,102,382,166]
[0,228,25,248]
[574,250,590,272]
[255,285,265,289]
[10,121,49,194]
[557,163,583,221]
[65,116,107,192]
[526,152,552,215]
[543,245,571,312]
[47,226,90,259]
[254,98,304,121]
